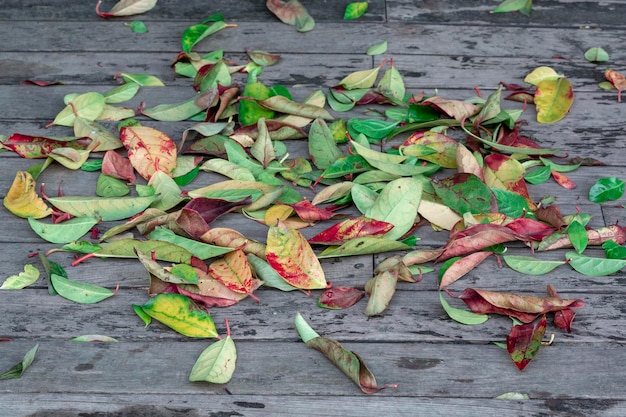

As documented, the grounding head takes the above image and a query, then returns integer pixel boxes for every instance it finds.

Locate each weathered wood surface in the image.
[1,1,626,416]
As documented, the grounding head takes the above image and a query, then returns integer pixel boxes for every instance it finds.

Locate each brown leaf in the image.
[458,288,584,323]
[102,150,136,183]
[266,0,315,32]
[438,224,528,261]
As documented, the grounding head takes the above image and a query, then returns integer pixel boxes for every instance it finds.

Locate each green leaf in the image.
[147,171,184,211]
[189,335,237,383]
[125,21,148,33]
[239,81,274,126]
[0,344,39,380]
[524,165,551,185]
[567,220,588,254]
[367,41,388,56]
[308,118,343,170]
[51,274,116,304]
[433,173,493,215]
[1,264,40,290]
[138,293,218,338]
[491,188,531,218]
[27,217,99,244]
[295,312,321,343]
[96,174,130,198]
[567,251,626,276]
[364,270,397,316]
[103,82,141,104]
[584,47,610,63]
[149,227,233,260]
[246,254,298,291]
[71,335,119,342]
[603,240,626,260]
[350,119,399,141]
[46,194,158,222]
[115,73,165,87]
[503,255,565,275]
[344,2,368,19]
[589,177,625,203]
[93,239,193,263]
[365,177,423,240]
[491,0,532,15]
[320,155,373,179]
[350,140,435,176]
[318,237,413,258]
[182,21,229,53]
[439,292,489,325]
[539,157,581,173]
[51,92,106,127]
[141,89,218,122]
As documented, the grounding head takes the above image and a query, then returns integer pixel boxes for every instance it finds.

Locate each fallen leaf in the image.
[507,315,546,371]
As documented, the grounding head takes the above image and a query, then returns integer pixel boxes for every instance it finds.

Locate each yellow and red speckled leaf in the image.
[1,134,92,159]
[265,221,326,289]
[120,126,177,180]
[507,315,547,371]
[208,249,255,297]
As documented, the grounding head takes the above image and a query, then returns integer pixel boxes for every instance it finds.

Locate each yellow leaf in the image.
[3,171,52,219]
[534,77,574,124]
[418,198,462,231]
[524,66,560,86]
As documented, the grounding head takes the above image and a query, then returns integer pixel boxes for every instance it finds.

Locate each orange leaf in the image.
[265,221,326,289]
[120,126,177,180]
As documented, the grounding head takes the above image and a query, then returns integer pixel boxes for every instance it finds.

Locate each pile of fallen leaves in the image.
[2,0,626,390]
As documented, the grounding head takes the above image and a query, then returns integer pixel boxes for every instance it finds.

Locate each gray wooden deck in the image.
[1,1,626,416]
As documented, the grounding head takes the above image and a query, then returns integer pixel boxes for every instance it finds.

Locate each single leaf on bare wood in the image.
[0,344,38,380]
[96,0,157,17]
[1,264,40,290]
[266,0,315,32]
[265,221,327,289]
[189,320,237,383]
[318,286,365,309]
[247,50,281,67]
[507,315,546,371]
[458,288,584,323]
[503,256,565,275]
[295,312,396,394]
[120,125,177,180]
[364,269,398,316]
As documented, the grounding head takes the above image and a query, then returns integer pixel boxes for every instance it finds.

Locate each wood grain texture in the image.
[1,1,625,416]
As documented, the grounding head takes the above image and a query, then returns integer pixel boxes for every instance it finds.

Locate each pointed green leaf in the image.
[567,251,626,276]
[367,41,388,56]
[589,177,625,203]
[28,217,99,244]
[51,274,115,304]
[46,194,158,221]
[503,256,565,275]
[182,21,229,53]
[344,2,368,19]
[439,291,489,325]
[149,227,233,260]
[308,118,343,170]
[0,344,39,380]
[189,336,237,383]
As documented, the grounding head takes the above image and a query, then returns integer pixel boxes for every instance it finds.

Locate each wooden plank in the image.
[386,0,626,27]
[1,339,625,398]
[4,393,623,417]
[0,0,387,22]
[0,287,620,343]
[1,21,626,61]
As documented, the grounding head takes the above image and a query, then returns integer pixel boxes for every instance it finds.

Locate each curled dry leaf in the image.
[605,69,626,102]
[3,171,52,219]
[318,286,365,309]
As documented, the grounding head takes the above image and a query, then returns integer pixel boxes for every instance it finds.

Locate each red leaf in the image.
[20,80,63,86]
[605,69,626,102]
[535,205,567,229]
[288,200,337,222]
[2,133,91,158]
[184,196,252,225]
[458,288,584,323]
[439,251,492,289]
[318,286,365,309]
[507,315,547,371]
[438,224,528,261]
[102,150,136,183]
[546,284,576,333]
[505,218,556,241]
[551,170,576,189]
[309,217,394,245]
